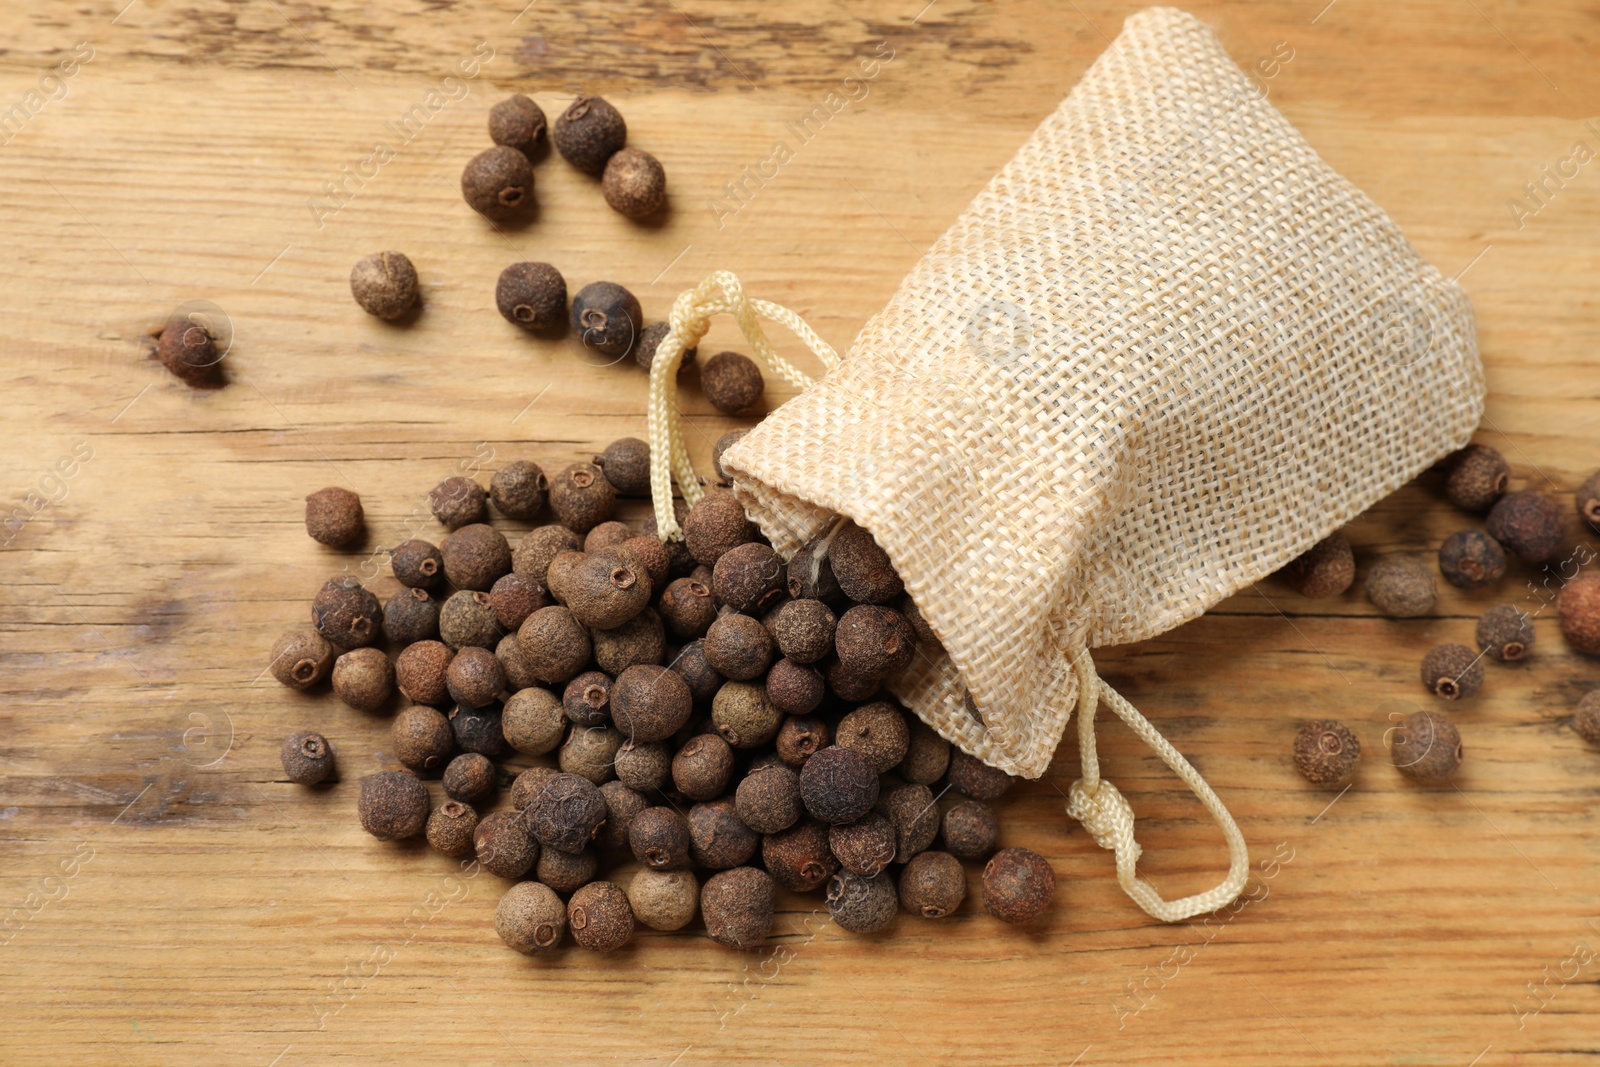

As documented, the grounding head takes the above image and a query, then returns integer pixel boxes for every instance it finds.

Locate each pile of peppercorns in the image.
[269,444,1055,954]
[1282,444,1600,787]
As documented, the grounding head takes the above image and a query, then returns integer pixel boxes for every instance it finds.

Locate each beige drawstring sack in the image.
[646,6,1483,921]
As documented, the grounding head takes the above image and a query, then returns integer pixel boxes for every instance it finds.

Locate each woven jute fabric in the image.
[720,6,1483,779]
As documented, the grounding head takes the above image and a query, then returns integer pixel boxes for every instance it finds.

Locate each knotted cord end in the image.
[1066,777,1142,867]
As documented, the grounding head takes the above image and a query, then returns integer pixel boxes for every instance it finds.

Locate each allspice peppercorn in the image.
[735,763,802,835]
[705,614,775,681]
[1572,690,1600,744]
[1486,490,1564,563]
[1420,643,1485,700]
[548,462,617,534]
[983,847,1055,925]
[516,606,591,684]
[489,573,547,631]
[349,251,418,320]
[1438,530,1507,590]
[331,646,394,712]
[799,745,880,824]
[311,577,383,650]
[761,818,838,892]
[358,770,430,840]
[461,145,534,220]
[941,799,998,861]
[446,646,505,708]
[592,608,665,675]
[828,812,897,877]
[426,799,478,858]
[439,590,502,651]
[525,772,607,854]
[1577,470,1600,531]
[786,533,846,606]
[688,799,760,870]
[156,317,220,385]
[701,867,775,949]
[701,351,764,414]
[441,523,512,592]
[672,733,735,801]
[947,748,1015,801]
[563,670,613,727]
[594,438,651,497]
[391,538,445,590]
[513,525,581,584]
[660,578,718,639]
[395,640,452,707]
[827,871,898,934]
[595,781,648,854]
[451,702,510,760]
[634,320,697,374]
[899,851,966,919]
[501,687,566,757]
[281,730,335,785]
[443,752,497,805]
[769,599,836,663]
[496,881,566,955]
[570,282,642,361]
[711,429,746,484]
[304,486,364,547]
[628,868,699,932]
[475,810,539,879]
[564,550,652,629]
[553,95,627,174]
[384,587,439,646]
[837,701,911,773]
[614,740,672,792]
[1559,572,1600,655]
[558,724,622,784]
[1283,532,1355,598]
[611,664,693,743]
[671,639,724,705]
[1292,720,1361,786]
[713,542,785,614]
[509,765,560,811]
[775,714,830,766]
[824,657,883,702]
[489,93,546,153]
[829,522,904,604]
[682,490,755,567]
[834,606,916,677]
[1364,556,1437,618]
[489,460,549,522]
[601,146,667,218]
[1476,603,1534,662]
[898,720,951,785]
[494,263,567,339]
[1444,443,1510,512]
[537,845,599,895]
[711,681,781,749]
[1392,709,1463,783]
[882,783,940,862]
[429,476,488,530]
[584,521,631,554]
[618,536,671,590]
[392,705,455,772]
[629,806,691,869]
[766,658,825,716]
[269,630,335,689]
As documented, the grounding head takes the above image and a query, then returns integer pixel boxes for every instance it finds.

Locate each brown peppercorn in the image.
[516,606,592,684]
[331,646,394,712]
[593,608,665,676]
[156,317,220,385]
[304,487,364,547]
[461,145,534,220]
[537,845,599,895]
[490,459,549,521]
[525,772,607,853]
[269,630,336,690]
[827,871,898,934]
[1561,572,1600,655]
[1577,470,1600,530]
[834,606,917,677]
[766,658,825,716]
[659,578,717,639]
[1364,556,1437,618]
[429,476,488,530]
[610,664,693,744]
[513,525,581,585]
[1573,690,1600,744]
[829,522,904,605]
[776,715,831,766]
[828,812,897,877]
[671,639,724,705]
[712,681,782,749]
[947,748,1015,801]
[1438,530,1507,590]
[735,763,801,835]
[1292,720,1361,786]
[683,491,756,567]
[673,733,735,801]
[629,806,691,869]
[594,437,652,498]
[983,847,1055,925]
[570,281,642,362]
[701,867,775,949]
[392,705,454,772]
[618,535,671,588]
[1476,603,1535,662]
[497,633,539,691]
[509,765,560,811]
[281,730,335,785]
[496,881,566,955]
[558,724,622,784]
[1421,643,1485,700]
[1392,709,1463,783]
[349,251,418,320]
[688,799,759,869]
[1445,444,1510,512]
[488,93,547,154]
[584,521,632,554]
[311,577,383,650]
[634,320,697,375]
[488,573,548,632]
[614,740,672,792]
[383,587,439,646]
[426,799,479,858]
[446,646,505,708]
[439,590,503,651]
[898,720,951,785]
[563,671,613,727]
[713,542,785,614]
[628,868,699,932]
[1283,532,1355,598]
[897,594,940,650]
[1487,490,1564,563]
[762,818,839,891]
[799,745,880,824]
[596,780,648,852]
[358,770,430,840]
[601,146,667,218]
[881,783,940,862]
[553,96,627,173]
[837,702,911,773]
[704,614,774,681]
[712,429,746,484]
[391,538,445,590]
[824,657,884,702]
[502,688,566,756]
[475,810,539,879]
[451,702,510,760]
[545,550,587,605]
[565,550,652,629]
[548,463,617,534]
[442,752,497,805]
[700,351,764,415]
[441,524,511,592]
[768,599,836,663]
[786,533,846,607]
[899,851,966,919]
[941,799,998,861]
[395,640,452,705]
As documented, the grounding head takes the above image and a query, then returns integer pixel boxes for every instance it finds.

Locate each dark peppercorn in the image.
[439,590,502,651]
[441,523,512,592]
[393,705,455,771]
[489,93,547,153]
[1445,444,1510,512]
[829,522,903,604]
[787,533,846,607]
[489,463,548,525]
[635,320,697,375]
[701,351,764,414]
[565,550,652,629]
[1486,490,1564,563]
[358,770,430,840]
[451,701,509,760]
[701,867,775,949]
[1573,690,1600,744]
[1292,720,1361,786]
[900,851,966,919]
[544,550,588,606]
[713,542,785,614]
[834,606,916,677]
[683,491,755,567]
[688,799,759,869]
[553,96,627,173]
[442,752,497,805]
[558,724,621,784]
[660,578,717,639]
[1438,530,1507,589]
[1364,556,1436,618]
[1476,603,1534,662]
[762,818,839,891]
[1577,470,1600,530]
[1284,532,1355,598]
[828,812,896,877]
[671,639,724,705]
[395,640,452,705]
[827,871,897,934]
[304,487,364,547]
[476,810,539,879]
[312,577,383,650]
[712,429,746,484]
[837,702,911,773]
[594,438,652,497]
[537,845,599,894]
[735,763,801,834]
[156,318,220,385]
[628,869,699,931]
[629,806,691,869]
[489,573,548,632]
[502,688,566,756]
[1420,643,1484,700]
[525,772,607,853]
[496,881,566,954]
[461,145,534,220]
[596,780,648,852]
[614,740,672,792]
[331,647,394,712]
[514,525,582,584]
[549,462,617,534]
[349,251,418,320]
[712,681,781,749]
[585,521,631,554]
[509,765,560,810]
[611,664,693,743]
[898,720,951,785]
[776,715,830,766]
[383,587,438,645]
[1392,709,1463,783]
[391,538,445,590]
[269,630,336,689]
[570,282,642,361]
[824,657,883,702]
[429,476,488,530]
[601,146,667,218]
[766,658,825,716]
[941,799,998,861]
[281,730,335,785]
[564,671,613,727]
[947,749,1015,801]
[516,606,592,684]
[881,783,939,862]
[983,847,1055,925]
[593,608,665,675]
[768,599,836,663]
[426,799,478,858]
[799,746,879,824]
[1560,573,1600,655]
[897,594,939,649]
[673,733,735,801]
[704,614,774,681]
[497,633,539,691]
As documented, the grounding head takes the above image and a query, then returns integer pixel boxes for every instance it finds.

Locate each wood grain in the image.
[2,1,1599,1064]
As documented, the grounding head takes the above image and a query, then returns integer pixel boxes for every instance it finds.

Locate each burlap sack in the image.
[645,6,1482,919]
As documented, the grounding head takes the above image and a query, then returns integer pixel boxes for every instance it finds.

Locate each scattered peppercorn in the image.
[1444,444,1510,512]
[768,599,836,663]
[553,96,627,174]
[426,799,479,858]
[705,614,775,681]
[733,763,801,835]
[883,783,940,863]
[358,770,430,841]
[899,851,966,919]
[629,806,691,869]
[618,535,671,588]
[439,590,502,651]
[713,543,785,614]
[484,573,543,632]
[393,642,451,707]
[496,881,566,954]
[440,523,512,592]
[281,730,335,785]
[786,532,846,606]
[383,587,438,646]
[688,799,760,870]
[516,605,592,684]
[476,809,539,879]
[570,282,642,362]
[525,773,607,854]
[761,818,838,891]
[156,318,220,385]
[601,146,667,218]
[897,594,940,651]
[443,646,503,709]
[565,550,652,629]
[1364,556,1437,618]
[537,845,599,894]
[659,578,717,639]
[312,577,383,649]
[766,658,825,716]
[557,723,621,784]
[429,476,488,530]
[453,700,509,761]
[391,538,445,590]
[776,714,830,766]
[331,646,394,712]
[591,780,646,853]
[947,748,1015,801]
[1392,709,1463,783]
[1577,470,1600,531]
[1573,690,1600,744]
[548,462,617,534]
[712,429,746,485]
[513,525,581,584]
[824,656,883,702]
[835,701,910,773]
[1476,603,1534,662]
[442,752,497,805]
[799,745,880,824]
[349,252,418,320]
[562,670,612,727]
[898,720,951,785]
[1284,532,1355,598]
[1292,720,1361,786]
[828,812,897,877]
[461,145,534,220]
[611,664,693,743]
[941,799,998,861]
[614,739,672,792]
[489,93,547,154]
[827,871,898,934]
[701,867,775,949]
[673,733,736,801]
[683,490,755,567]
[1486,490,1564,563]
[392,705,454,772]
[830,522,904,604]
[501,687,565,757]
[592,608,665,675]
[635,320,696,374]
[711,681,782,749]
[509,765,560,810]
[983,847,1054,925]
[671,639,725,706]
[1560,573,1600,655]
[304,487,364,547]
[701,351,764,414]
[1438,530,1507,590]
[1420,643,1484,700]
[628,868,699,932]
[269,629,336,689]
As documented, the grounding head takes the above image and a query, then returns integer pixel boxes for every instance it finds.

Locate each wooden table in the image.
[3,2,1597,1063]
